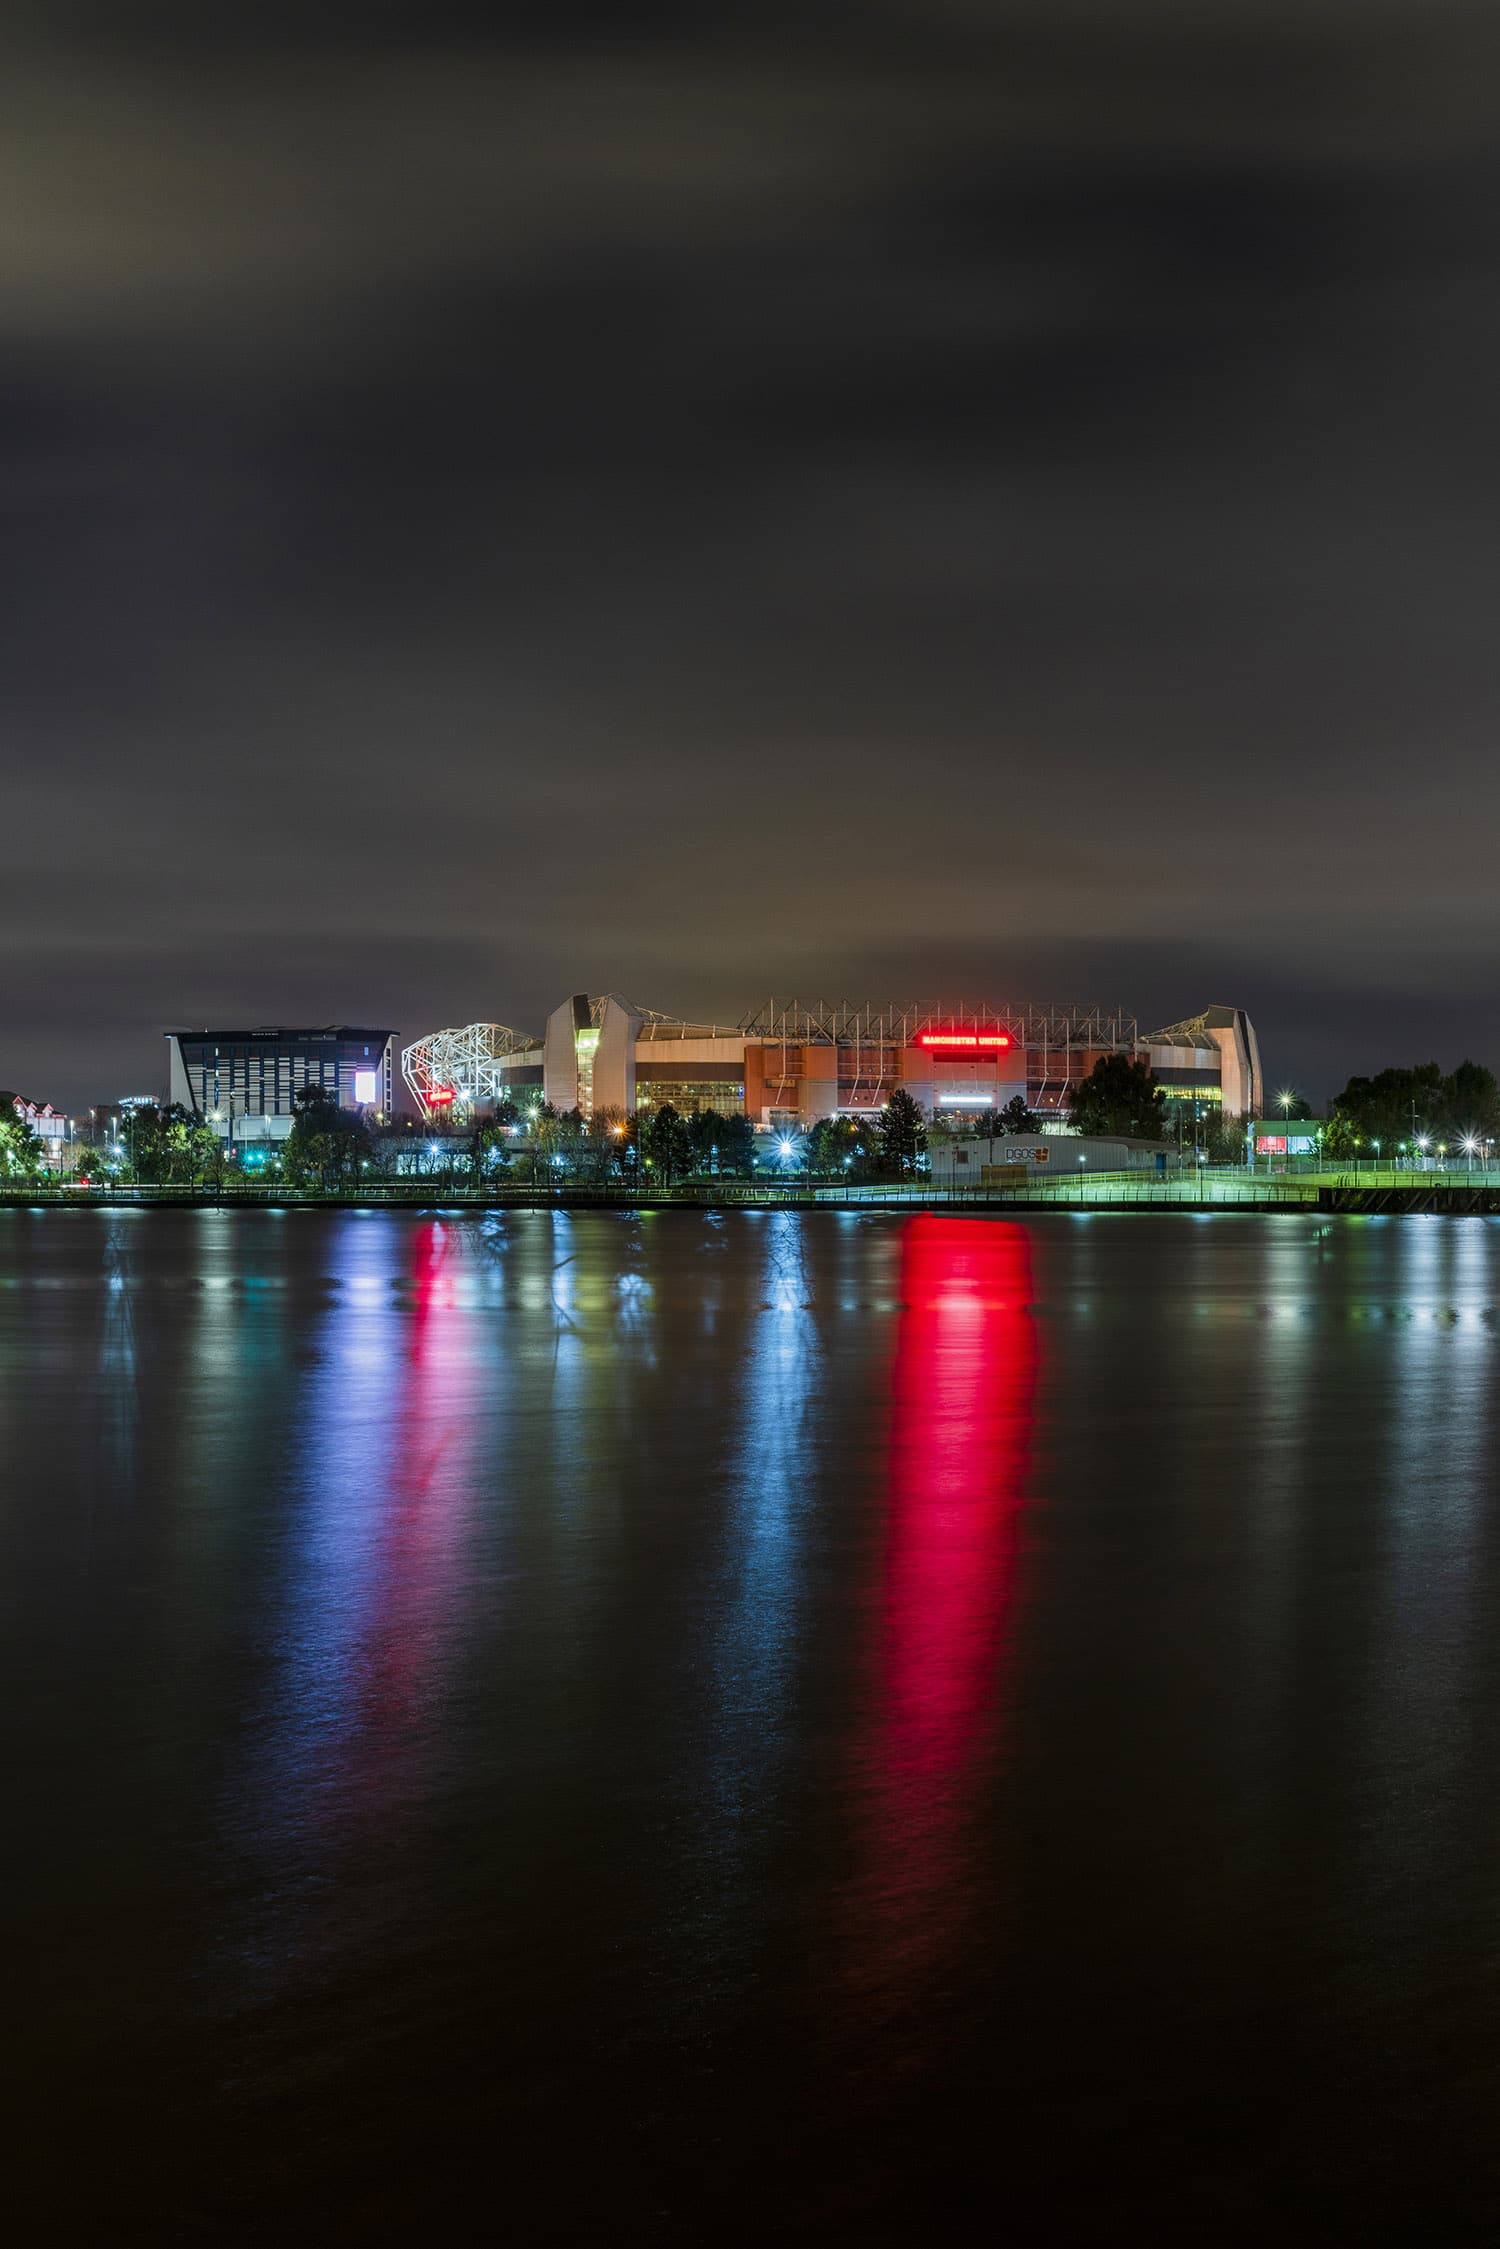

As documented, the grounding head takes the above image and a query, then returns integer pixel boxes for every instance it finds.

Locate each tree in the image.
[644,1102,690,1185]
[1330,1059,1500,1153]
[1449,1060,1500,1140]
[878,1087,927,1176]
[285,1084,370,1190]
[1331,1063,1445,1149]
[1322,1112,1360,1160]
[470,1119,512,1184]
[587,1105,630,1181]
[804,1116,844,1176]
[0,1112,43,1178]
[686,1107,724,1177]
[116,1102,199,1183]
[532,1101,584,1183]
[1201,1109,1250,1165]
[192,1122,227,1188]
[1069,1054,1167,1140]
[117,1102,161,1181]
[805,1113,875,1179]
[716,1112,756,1177]
[998,1094,1038,1136]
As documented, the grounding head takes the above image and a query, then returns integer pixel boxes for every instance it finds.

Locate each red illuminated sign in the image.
[915,1030,1014,1052]
[427,1085,456,1107]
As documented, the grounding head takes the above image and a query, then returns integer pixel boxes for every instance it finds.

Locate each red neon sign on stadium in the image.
[915,1029,1014,1051]
[426,1085,456,1106]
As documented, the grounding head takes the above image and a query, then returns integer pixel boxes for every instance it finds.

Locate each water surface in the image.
[5,1207,1500,2239]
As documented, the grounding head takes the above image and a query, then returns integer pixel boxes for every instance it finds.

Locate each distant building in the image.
[929,1135,1182,1182]
[165,1026,395,1144]
[402,992,1263,1131]
[1145,1007,1263,1125]
[1249,1119,1320,1160]
[1,1091,72,1169]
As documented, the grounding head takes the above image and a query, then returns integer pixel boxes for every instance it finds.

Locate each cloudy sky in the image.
[5,2,1500,1103]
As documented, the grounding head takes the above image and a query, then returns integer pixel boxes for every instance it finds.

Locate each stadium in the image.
[402,995,1262,1131]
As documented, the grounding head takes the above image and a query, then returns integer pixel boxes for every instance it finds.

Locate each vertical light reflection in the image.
[852,1214,1036,1994]
[1361,1221,1494,1832]
[712,1213,817,1825]
[246,1217,494,1871]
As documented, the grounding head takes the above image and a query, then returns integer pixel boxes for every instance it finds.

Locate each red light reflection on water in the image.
[350,1217,472,1733]
[852,1216,1037,1985]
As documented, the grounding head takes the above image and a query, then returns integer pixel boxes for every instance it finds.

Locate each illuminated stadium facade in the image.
[402,997,1262,1131]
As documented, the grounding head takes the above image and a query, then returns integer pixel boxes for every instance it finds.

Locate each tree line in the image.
[1322,1061,1500,1154]
[5,1055,1195,1189]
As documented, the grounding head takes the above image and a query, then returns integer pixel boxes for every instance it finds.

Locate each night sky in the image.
[7,3,1500,1107]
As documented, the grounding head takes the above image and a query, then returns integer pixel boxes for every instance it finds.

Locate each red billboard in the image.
[915,1029,1014,1052]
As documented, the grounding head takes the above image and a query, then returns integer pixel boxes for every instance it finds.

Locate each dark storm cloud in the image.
[4,4,1500,1101]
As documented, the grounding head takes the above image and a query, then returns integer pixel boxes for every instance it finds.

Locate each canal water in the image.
[5,1207,1500,2239]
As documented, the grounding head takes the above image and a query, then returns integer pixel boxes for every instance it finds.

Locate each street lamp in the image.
[1275,1089,1297,1171]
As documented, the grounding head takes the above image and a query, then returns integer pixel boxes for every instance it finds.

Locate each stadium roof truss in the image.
[736,996,1139,1050]
[401,1022,539,1118]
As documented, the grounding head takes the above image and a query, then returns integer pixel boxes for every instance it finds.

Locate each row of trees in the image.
[1327,1061,1500,1152]
[82,1087,949,1188]
[37,1052,1193,1194]
[16,1060,1181,1192]
[40,1052,1500,1191]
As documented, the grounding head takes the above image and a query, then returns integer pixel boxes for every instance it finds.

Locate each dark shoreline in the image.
[5,1182,1500,1216]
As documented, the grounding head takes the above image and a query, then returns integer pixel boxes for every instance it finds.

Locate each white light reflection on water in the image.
[1353,1220,1497,1888]
[710,1211,819,1827]
[227,1215,498,1994]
